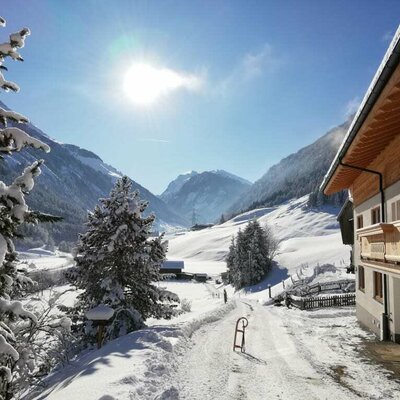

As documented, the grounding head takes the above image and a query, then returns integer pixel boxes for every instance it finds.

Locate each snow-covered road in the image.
[173,301,381,400]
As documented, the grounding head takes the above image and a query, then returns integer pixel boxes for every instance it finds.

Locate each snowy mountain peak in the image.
[161,170,251,224]
[160,171,199,202]
[210,169,252,185]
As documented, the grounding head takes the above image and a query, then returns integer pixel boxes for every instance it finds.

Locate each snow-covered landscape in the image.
[12,196,394,400]
[1,3,400,400]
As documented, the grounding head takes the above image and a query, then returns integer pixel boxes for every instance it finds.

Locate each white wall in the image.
[353,180,400,340]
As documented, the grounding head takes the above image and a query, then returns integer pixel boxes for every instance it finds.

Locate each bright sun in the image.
[123,63,187,105]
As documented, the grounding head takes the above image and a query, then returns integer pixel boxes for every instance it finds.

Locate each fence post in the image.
[282,280,285,289]
[268,284,271,298]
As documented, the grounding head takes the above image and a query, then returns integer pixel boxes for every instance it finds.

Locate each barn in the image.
[160,260,184,274]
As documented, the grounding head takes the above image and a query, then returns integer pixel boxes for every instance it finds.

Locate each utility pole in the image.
[192,208,197,226]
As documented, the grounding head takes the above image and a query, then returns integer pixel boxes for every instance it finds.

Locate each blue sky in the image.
[2,1,400,194]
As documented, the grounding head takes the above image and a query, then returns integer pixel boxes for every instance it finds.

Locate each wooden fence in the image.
[290,293,356,310]
[289,279,355,297]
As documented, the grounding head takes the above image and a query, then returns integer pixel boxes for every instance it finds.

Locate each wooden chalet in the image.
[321,26,400,342]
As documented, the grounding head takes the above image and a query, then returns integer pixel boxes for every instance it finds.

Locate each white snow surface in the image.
[23,196,399,400]
[26,282,230,400]
[167,195,350,277]
[19,250,74,272]
[27,299,400,399]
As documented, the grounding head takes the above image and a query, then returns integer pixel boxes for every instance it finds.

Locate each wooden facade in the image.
[324,63,400,204]
[351,134,400,207]
[358,223,400,266]
[321,28,400,343]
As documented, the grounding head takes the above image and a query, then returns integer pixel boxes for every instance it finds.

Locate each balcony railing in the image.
[357,222,400,263]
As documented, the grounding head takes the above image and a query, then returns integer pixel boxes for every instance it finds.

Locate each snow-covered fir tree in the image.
[226,220,277,290]
[225,237,236,284]
[67,176,179,344]
[0,15,61,400]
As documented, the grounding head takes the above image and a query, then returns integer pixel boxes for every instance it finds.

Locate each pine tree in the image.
[226,237,236,286]
[226,220,277,290]
[68,176,179,344]
[0,16,60,399]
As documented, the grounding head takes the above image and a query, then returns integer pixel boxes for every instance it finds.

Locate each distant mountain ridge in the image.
[161,170,251,224]
[0,101,186,247]
[228,119,351,215]
[160,171,199,203]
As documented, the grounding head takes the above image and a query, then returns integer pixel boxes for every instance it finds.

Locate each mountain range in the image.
[0,101,186,247]
[160,170,251,224]
[2,96,351,248]
[227,119,351,215]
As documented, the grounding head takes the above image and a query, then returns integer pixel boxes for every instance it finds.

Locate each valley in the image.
[2,5,400,400]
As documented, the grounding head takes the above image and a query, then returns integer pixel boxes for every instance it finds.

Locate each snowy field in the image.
[23,196,384,400]
[19,249,74,272]
[167,196,350,282]
[24,282,229,400]
[26,299,400,400]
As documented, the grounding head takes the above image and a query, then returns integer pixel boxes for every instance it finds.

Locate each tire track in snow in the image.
[173,301,360,400]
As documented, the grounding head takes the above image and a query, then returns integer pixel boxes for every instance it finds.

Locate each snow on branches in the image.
[0,127,50,154]
[0,71,18,92]
[0,184,46,390]
[0,14,57,398]
[0,160,44,234]
[0,107,28,127]
[68,176,179,344]
[9,28,30,49]
[0,19,30,94]
[226,219,278,290]
[0,27,30,65]
[0,43,23,62]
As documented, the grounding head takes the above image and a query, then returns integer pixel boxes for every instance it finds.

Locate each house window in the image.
[358,266,365,291]
[371,207,381,225]
[373,271,383,303]
[357,215,364,229]
[391,200,400,222]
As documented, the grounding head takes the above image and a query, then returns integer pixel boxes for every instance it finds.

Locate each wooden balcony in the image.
[357,222,400,264]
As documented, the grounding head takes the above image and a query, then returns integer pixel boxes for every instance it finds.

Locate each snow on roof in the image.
[161,260,184,270]
[85,304,114,321]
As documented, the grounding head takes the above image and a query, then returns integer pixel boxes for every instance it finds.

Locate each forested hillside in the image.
[228,120,351,215]
[0,102,186,248]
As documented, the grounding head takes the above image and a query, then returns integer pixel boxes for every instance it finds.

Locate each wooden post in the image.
[268,284,271,298]
[97,322,105,349]
[282,280,285,289]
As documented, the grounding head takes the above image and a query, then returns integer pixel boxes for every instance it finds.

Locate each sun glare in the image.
[123,63,190,105]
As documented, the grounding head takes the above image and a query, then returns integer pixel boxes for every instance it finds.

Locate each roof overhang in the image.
[321,25,400,195]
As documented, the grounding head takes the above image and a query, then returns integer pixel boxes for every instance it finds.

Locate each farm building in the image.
[160,260,184,274]
[321,27,400,343]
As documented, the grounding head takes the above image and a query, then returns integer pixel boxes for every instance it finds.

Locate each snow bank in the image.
[26,283,235,400]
